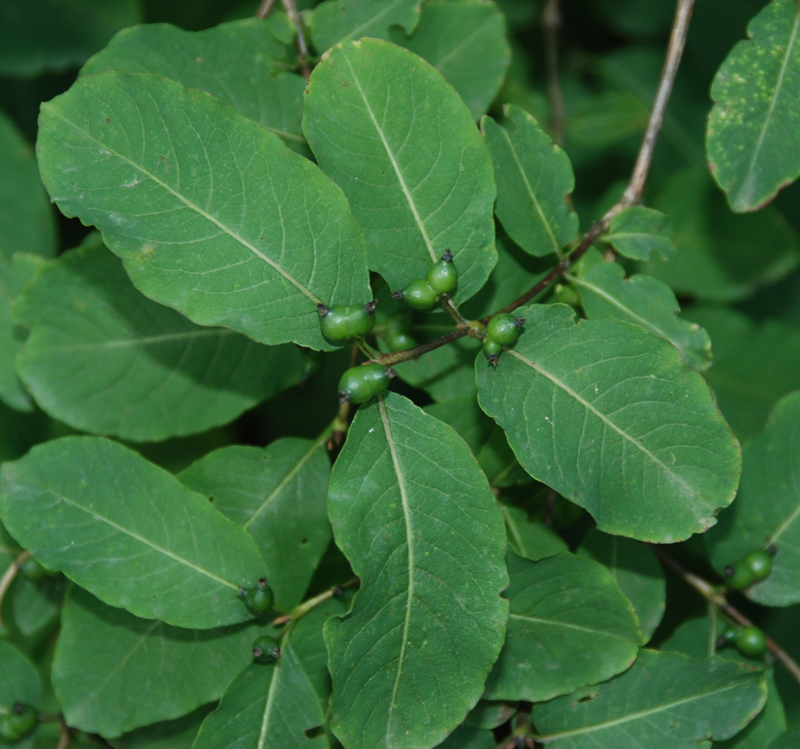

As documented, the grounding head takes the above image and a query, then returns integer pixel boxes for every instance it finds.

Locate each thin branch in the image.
[273,577,359,625]
[375,328,469,366]
[652,546,800,686]
[0,549,29,628]
[281,0,311,79]
[542,0,565,146]
[254,0,277,19]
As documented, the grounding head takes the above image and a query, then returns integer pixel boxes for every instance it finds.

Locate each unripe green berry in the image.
[426,249,458,295]
[737,625,767,657]
[386,311,413,339]
[724,563,755,590]
[744,549,773,582]
[483,340,503,366]
[0,703,38,742]
[243,578,274,614]
[338,364,395,404]
[387,333,416,352]
[393,279,438,310]
[486,314,525,346]
[719,626,741,646]
[318,302,376,343]
[252,635,281,664]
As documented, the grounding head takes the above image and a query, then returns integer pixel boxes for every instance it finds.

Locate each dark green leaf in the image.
[114,706,214,749]
[0,253,44,412]
[577,529,665,643]
[686,307,800,441]
[0,639,40,707]
[193,643,325,749]
[178,436,332,609]
[534,650,766,748]
[14,243,305,441]
[37,71,372,350]
[482,105,578,257]
[435,725,495,749]
[476,304,741,542]
[391,0,510,120]
[770,726,800,749]
[303,38,496,304]
[499,503,567,561]
[570,262,711,371]
[396,335,482,401]
[478,428,534,488]
[10,574,65,637]
[423,396,493,454]
[708,392,800,606]
[602,207,675,262]
[311,0,421,53]
[707,0,800,212]
[647,169,800,301]
[326,393,508,748]
[0,436,266,628]
[52,587,262,738]
[464,700,515,730]
[719,669,786,749]
[0,0,140,77]
[80,20,309,155]
[484,552,641,702]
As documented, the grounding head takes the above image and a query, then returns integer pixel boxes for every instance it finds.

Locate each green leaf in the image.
[36,71,372,350]
[602,206,676,262]
[0,639,40,707]
[484,552,641,702]
[303,38,496,304]
[114,706,214,749]
[325,393,508,748]
[0,0,141,77]
[534,650,767,748]
[435,725,495,749]
[707,0,800,212]
[0,436,266,629]
[478,428,535,488]
[499,503,567,561]
[396,335,482,400]
[719,669,786,749]
[192,643,325,749]
[0,110,56,262]
[80,20,309,155]
[708,392,800,606]
[423,396,493,454]
[10,574,65,637]
[311,0,421,53]
[482,105,578,257]
[178,436,332,609]
[391,0,511,120]
[569,262,712,371]
[577,529,665,643]
[464,700,515,730]
[52,587,263,738]
[476,304,741,543]
[686,307,800,441]
[771,726,800,749]
[14,243,305,442]
[0,253,44,412]
[647,169,800,302]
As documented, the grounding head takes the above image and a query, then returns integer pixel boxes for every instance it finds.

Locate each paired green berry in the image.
[252,635,281,664]
[338,364,396,405]
[426,249,458,295]
[724,546,776,590]
[385,311,417,352]
[483,340,504,365]
[717,624,768,658]
[393,251,459,310]
[482,314,525,366]
[0,703,38,742]
[318,301,377,344]
[240,578,274,615]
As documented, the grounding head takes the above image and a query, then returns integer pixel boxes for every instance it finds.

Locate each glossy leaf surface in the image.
[326,393,508,748]
[53,587,262,738]
[311,0,421,52]
[603,207,675,262]
[570,262,711,371]
[80,20,308,154]
[482,105,578,257]
[577,529,665,643]
[179,437,331,608]
[477,304,741,542]
[0,437,266,628]
[708,392,800,606]
[392,0,510,119]
[304,39,496,303]
[14,243,304,441]
[707,0,800,211]
[484,552,641,702]
[37,71,372,350]
[534,650,766,748]
[193,643,325,749]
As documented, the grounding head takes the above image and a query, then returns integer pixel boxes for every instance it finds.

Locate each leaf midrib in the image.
[509,612,632,641]
[43,103,322,305]
[36,328,236,352]
[507,349,695,497]
[258,659,281,749]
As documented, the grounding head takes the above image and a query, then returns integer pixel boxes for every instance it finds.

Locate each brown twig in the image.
[375,328,469,367]
[281,0,311,79]
[652,546,800,686]
[273,577,359,625]
[0,549,29,628]
[254,0,277,19]
[542,0,565,146]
